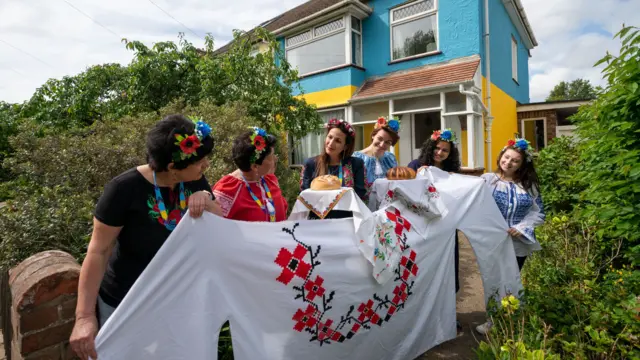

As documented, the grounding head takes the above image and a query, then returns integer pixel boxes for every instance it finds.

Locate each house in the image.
[219,0,538,173]
[516,99,589,151]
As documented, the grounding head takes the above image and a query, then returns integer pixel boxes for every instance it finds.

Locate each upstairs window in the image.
[286,18,346,76]
[351,16,363,67]
[391,0,438,61]
[511,36,518,82]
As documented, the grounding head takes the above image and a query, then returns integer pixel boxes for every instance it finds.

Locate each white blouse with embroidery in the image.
[481,173,546,257]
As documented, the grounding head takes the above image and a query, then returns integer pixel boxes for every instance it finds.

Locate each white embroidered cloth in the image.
[94,170,522,360]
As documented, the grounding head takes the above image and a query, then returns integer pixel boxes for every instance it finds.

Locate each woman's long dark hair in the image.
[417,138,461,173]
[314,123,355,177]
[495,147,540,193]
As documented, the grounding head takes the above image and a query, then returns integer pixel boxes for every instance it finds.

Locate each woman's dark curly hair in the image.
[495,147,540,193]
[416,138,461,173]
[232,130,278,172]
[146,114,214,171]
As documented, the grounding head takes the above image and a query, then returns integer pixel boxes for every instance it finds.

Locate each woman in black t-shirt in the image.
[70,114,223,360]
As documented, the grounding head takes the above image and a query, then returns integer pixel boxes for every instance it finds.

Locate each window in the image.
[351,16,363,66]
[511,36,518,82]
[286,18,347,76]
[391,0,438,61]
[291,108,346,164]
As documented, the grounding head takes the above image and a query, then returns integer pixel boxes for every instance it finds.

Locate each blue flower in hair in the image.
[515,138,529,151]
[195,121,212,139]
[253,127,267,137]
[440,129,452,141]
[387,119,400,132]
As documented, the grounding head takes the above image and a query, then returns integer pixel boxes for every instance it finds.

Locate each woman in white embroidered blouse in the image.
[476,138,545,335]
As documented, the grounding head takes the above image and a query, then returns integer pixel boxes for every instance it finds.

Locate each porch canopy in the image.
[348,56,485,170]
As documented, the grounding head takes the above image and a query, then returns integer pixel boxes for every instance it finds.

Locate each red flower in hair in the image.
[179,135,201,154]
[431,131,441,141]
[253,135,266,151]
[377,117,386,126]
[507,139,516,147]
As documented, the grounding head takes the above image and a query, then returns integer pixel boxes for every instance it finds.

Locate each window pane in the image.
[292,109,346,164]
[351,16,361,32]
[314,18,344,37]
[445,92,466,113]
[392,15,437,60]
[522,120,545,151]
[392,0,434,22]
[394,94,440,112]
[287,30,312,47]
[352,32,362,66]
[287,32,346,75]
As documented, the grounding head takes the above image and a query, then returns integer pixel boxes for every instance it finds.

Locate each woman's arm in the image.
[70,218,121,360]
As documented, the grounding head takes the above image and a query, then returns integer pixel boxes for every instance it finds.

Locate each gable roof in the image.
[350,56,480,102]
[213,0,369,55]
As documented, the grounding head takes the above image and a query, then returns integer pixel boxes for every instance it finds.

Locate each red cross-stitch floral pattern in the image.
[276,217,419,346]
[274,244,312,285]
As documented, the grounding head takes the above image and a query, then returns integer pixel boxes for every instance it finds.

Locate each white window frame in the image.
[511,36,518,82]
[289,107,348,165]
[351,16,363,66]
[520,117,547,149]
[389,0,439,62]
[285,17,357,77]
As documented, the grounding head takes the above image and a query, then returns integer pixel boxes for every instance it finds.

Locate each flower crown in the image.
[249,126,268,163]
[430,128,457,143]
[504,138,533,162]
[172,116,212,162]
[325,118,355,138]
[375,116,401,133]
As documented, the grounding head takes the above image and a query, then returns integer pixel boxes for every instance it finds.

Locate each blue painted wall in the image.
[362,0,481,76]
[291,67,366,95]
[481,0,530,103]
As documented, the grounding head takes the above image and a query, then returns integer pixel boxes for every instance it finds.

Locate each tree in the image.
[546,78,597,101]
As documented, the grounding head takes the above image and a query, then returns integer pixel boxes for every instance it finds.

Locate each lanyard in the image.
[243,175,276,222]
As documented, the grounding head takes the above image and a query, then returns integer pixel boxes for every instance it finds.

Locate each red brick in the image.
[21,320,75,354]
[59,297,77,321]
[20,305,59,333]
[24,344,61,360]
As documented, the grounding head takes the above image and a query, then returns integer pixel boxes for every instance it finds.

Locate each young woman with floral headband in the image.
[407,128,463,332]
[212,127,288,222]
[408,129,462,173]
[300,118,367,201]
[70,114,222,360]
[475,138,545,335]
[353,116,400,205]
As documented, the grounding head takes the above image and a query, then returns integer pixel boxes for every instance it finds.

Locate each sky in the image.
[0,0,639,104]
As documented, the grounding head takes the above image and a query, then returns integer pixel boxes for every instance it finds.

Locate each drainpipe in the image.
[483,0,494,171]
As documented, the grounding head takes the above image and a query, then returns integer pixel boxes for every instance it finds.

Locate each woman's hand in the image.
[507,227,523,238]
[188,191,212,218]
[205,198,224,217]
[417,165,429,173]
[70,314,99,360]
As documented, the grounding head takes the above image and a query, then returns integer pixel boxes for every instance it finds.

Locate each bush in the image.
[0,101,302,269]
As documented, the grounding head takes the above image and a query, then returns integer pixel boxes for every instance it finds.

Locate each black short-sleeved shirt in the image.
[96,168,210,308]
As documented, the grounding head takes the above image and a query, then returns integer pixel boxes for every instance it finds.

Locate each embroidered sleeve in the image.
[212,178,242,219]
[513,191,546,244]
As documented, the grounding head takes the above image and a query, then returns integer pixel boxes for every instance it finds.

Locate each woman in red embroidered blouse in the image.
[212,127,288,222]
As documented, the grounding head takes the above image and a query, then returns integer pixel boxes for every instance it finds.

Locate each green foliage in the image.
[484,25,640,360]
[535,136,586,213]
[572,26,640,265]
[0,101,257,269]
[546,78,597,102]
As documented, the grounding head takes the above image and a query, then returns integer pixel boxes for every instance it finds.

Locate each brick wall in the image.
[517,110,558,145]
[8,251,80,360]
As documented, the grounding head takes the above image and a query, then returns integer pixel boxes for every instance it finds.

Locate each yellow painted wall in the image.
[460,129,468,167]
[482,77,518,170]
[297,85,358,109]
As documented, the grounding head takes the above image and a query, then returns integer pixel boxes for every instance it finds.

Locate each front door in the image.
[411,111,441,160]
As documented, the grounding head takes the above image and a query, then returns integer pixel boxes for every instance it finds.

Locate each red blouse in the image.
[212,173,288,222]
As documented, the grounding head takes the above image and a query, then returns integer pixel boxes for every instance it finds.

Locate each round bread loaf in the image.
[386,166,416,180]
[310,175,342,190]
